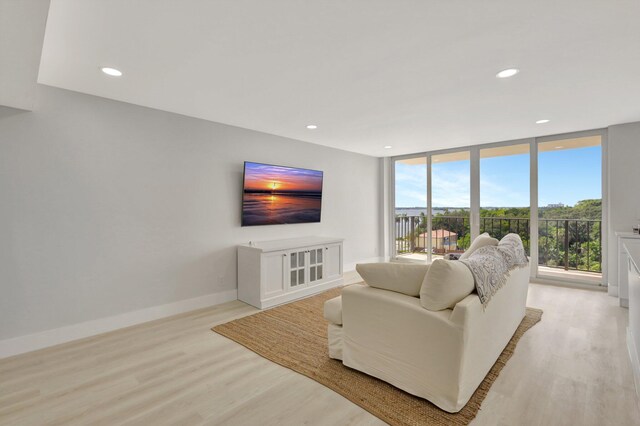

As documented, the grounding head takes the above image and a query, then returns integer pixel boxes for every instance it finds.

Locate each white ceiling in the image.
[1,0,49,110]
[38,0,640,157]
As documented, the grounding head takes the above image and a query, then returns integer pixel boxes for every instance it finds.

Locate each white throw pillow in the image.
[459,232,499,260]
[356,263,430,297]
[419,259,475,311]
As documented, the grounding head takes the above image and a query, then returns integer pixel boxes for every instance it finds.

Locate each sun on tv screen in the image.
[241,162,323,226]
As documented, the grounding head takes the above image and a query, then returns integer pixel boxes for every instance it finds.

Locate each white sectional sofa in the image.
[323,235,529,413]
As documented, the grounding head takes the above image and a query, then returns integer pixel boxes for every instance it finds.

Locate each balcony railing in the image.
[394,215,602,273]
[538,218,602,273]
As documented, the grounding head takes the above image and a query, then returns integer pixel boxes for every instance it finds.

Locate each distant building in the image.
[414,229,458,252]
[546,203,565,208]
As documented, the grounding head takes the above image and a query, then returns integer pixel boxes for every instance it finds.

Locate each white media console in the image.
[237,236,344,309]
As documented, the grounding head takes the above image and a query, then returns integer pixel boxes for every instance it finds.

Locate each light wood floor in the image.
[1,283,638,426]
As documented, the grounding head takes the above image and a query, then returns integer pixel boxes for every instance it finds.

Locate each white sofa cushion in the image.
[420,259,475,311]
[324,296,343,325]
[356,263,430,297]
[459,232,499,260]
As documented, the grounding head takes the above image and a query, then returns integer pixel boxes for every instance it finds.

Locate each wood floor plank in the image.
[0,283,638,425]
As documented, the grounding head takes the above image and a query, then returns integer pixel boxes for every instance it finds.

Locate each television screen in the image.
[242,162,323,226]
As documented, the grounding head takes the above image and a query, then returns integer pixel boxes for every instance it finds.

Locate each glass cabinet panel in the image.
[287,247,329,288]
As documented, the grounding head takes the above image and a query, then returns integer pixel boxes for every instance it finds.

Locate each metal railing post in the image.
[564,220,569,271]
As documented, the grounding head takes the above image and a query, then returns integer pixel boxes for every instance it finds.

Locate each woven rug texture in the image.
[213,287,542,426]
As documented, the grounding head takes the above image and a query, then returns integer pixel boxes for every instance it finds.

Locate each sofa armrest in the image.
[449,266,530,328]
[323,296,342,325]
[449,293,482,327]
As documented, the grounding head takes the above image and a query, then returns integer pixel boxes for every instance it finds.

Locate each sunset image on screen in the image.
[242,162,323,226]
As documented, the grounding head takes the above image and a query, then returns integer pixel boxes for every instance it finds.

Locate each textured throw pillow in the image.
[419,259,475,311]
[356,263,430,297]
[459,232,499,260]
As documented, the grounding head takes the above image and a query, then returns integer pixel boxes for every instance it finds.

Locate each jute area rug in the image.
[213,287,543,426]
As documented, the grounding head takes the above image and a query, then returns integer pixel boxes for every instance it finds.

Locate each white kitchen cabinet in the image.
[624,240,640,401]
[617,232,640,308]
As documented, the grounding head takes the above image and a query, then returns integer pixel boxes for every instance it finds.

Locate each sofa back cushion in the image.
[459,232,499,260]
[420,259,475,311]
[356,263,429,297]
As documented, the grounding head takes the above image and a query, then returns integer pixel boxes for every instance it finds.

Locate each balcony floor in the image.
[396,253,602,285]
[537,266,602,284]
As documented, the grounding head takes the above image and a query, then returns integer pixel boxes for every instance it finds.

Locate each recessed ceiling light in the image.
[555,146,563,149]
[384,145,392,149]
[101,67,122,77]
[496,68,519,78]
[536,119,550,124]
[306,124,318,130]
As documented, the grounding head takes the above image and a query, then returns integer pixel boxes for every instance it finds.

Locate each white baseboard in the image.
[608,283,619,297]
[344,256,384,272]
[529,277,607,292]
[0,289,237,359]
[627,327,640,401]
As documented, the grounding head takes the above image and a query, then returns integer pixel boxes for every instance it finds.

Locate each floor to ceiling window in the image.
[479,144,530,254]
[390,130,605,285]
[537,135,602,283]
[393,156,427,261]
[431,151,470,259]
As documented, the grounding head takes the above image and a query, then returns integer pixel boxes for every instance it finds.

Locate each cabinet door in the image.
[308,246,324,284]
[288,249,308,289]
[620,241,630,301]
[325,244,342,279]
[629,258,640,361]
[263,252,286,297]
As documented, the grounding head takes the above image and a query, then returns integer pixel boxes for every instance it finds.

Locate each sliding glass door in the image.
[391,130,605,285]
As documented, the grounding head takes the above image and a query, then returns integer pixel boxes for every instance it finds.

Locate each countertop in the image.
[238,236,344,252]
[616,231,640,239]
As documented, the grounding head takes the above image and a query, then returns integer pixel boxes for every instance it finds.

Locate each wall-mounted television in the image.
[242,161,323,226]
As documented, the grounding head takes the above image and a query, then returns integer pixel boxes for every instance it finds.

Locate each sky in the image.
[395,146,602,208]
[244,162,323,192]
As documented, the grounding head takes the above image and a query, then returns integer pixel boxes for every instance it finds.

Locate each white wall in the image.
[607,121,640,292]
[0,85,382,345]
[0,0,48,110]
